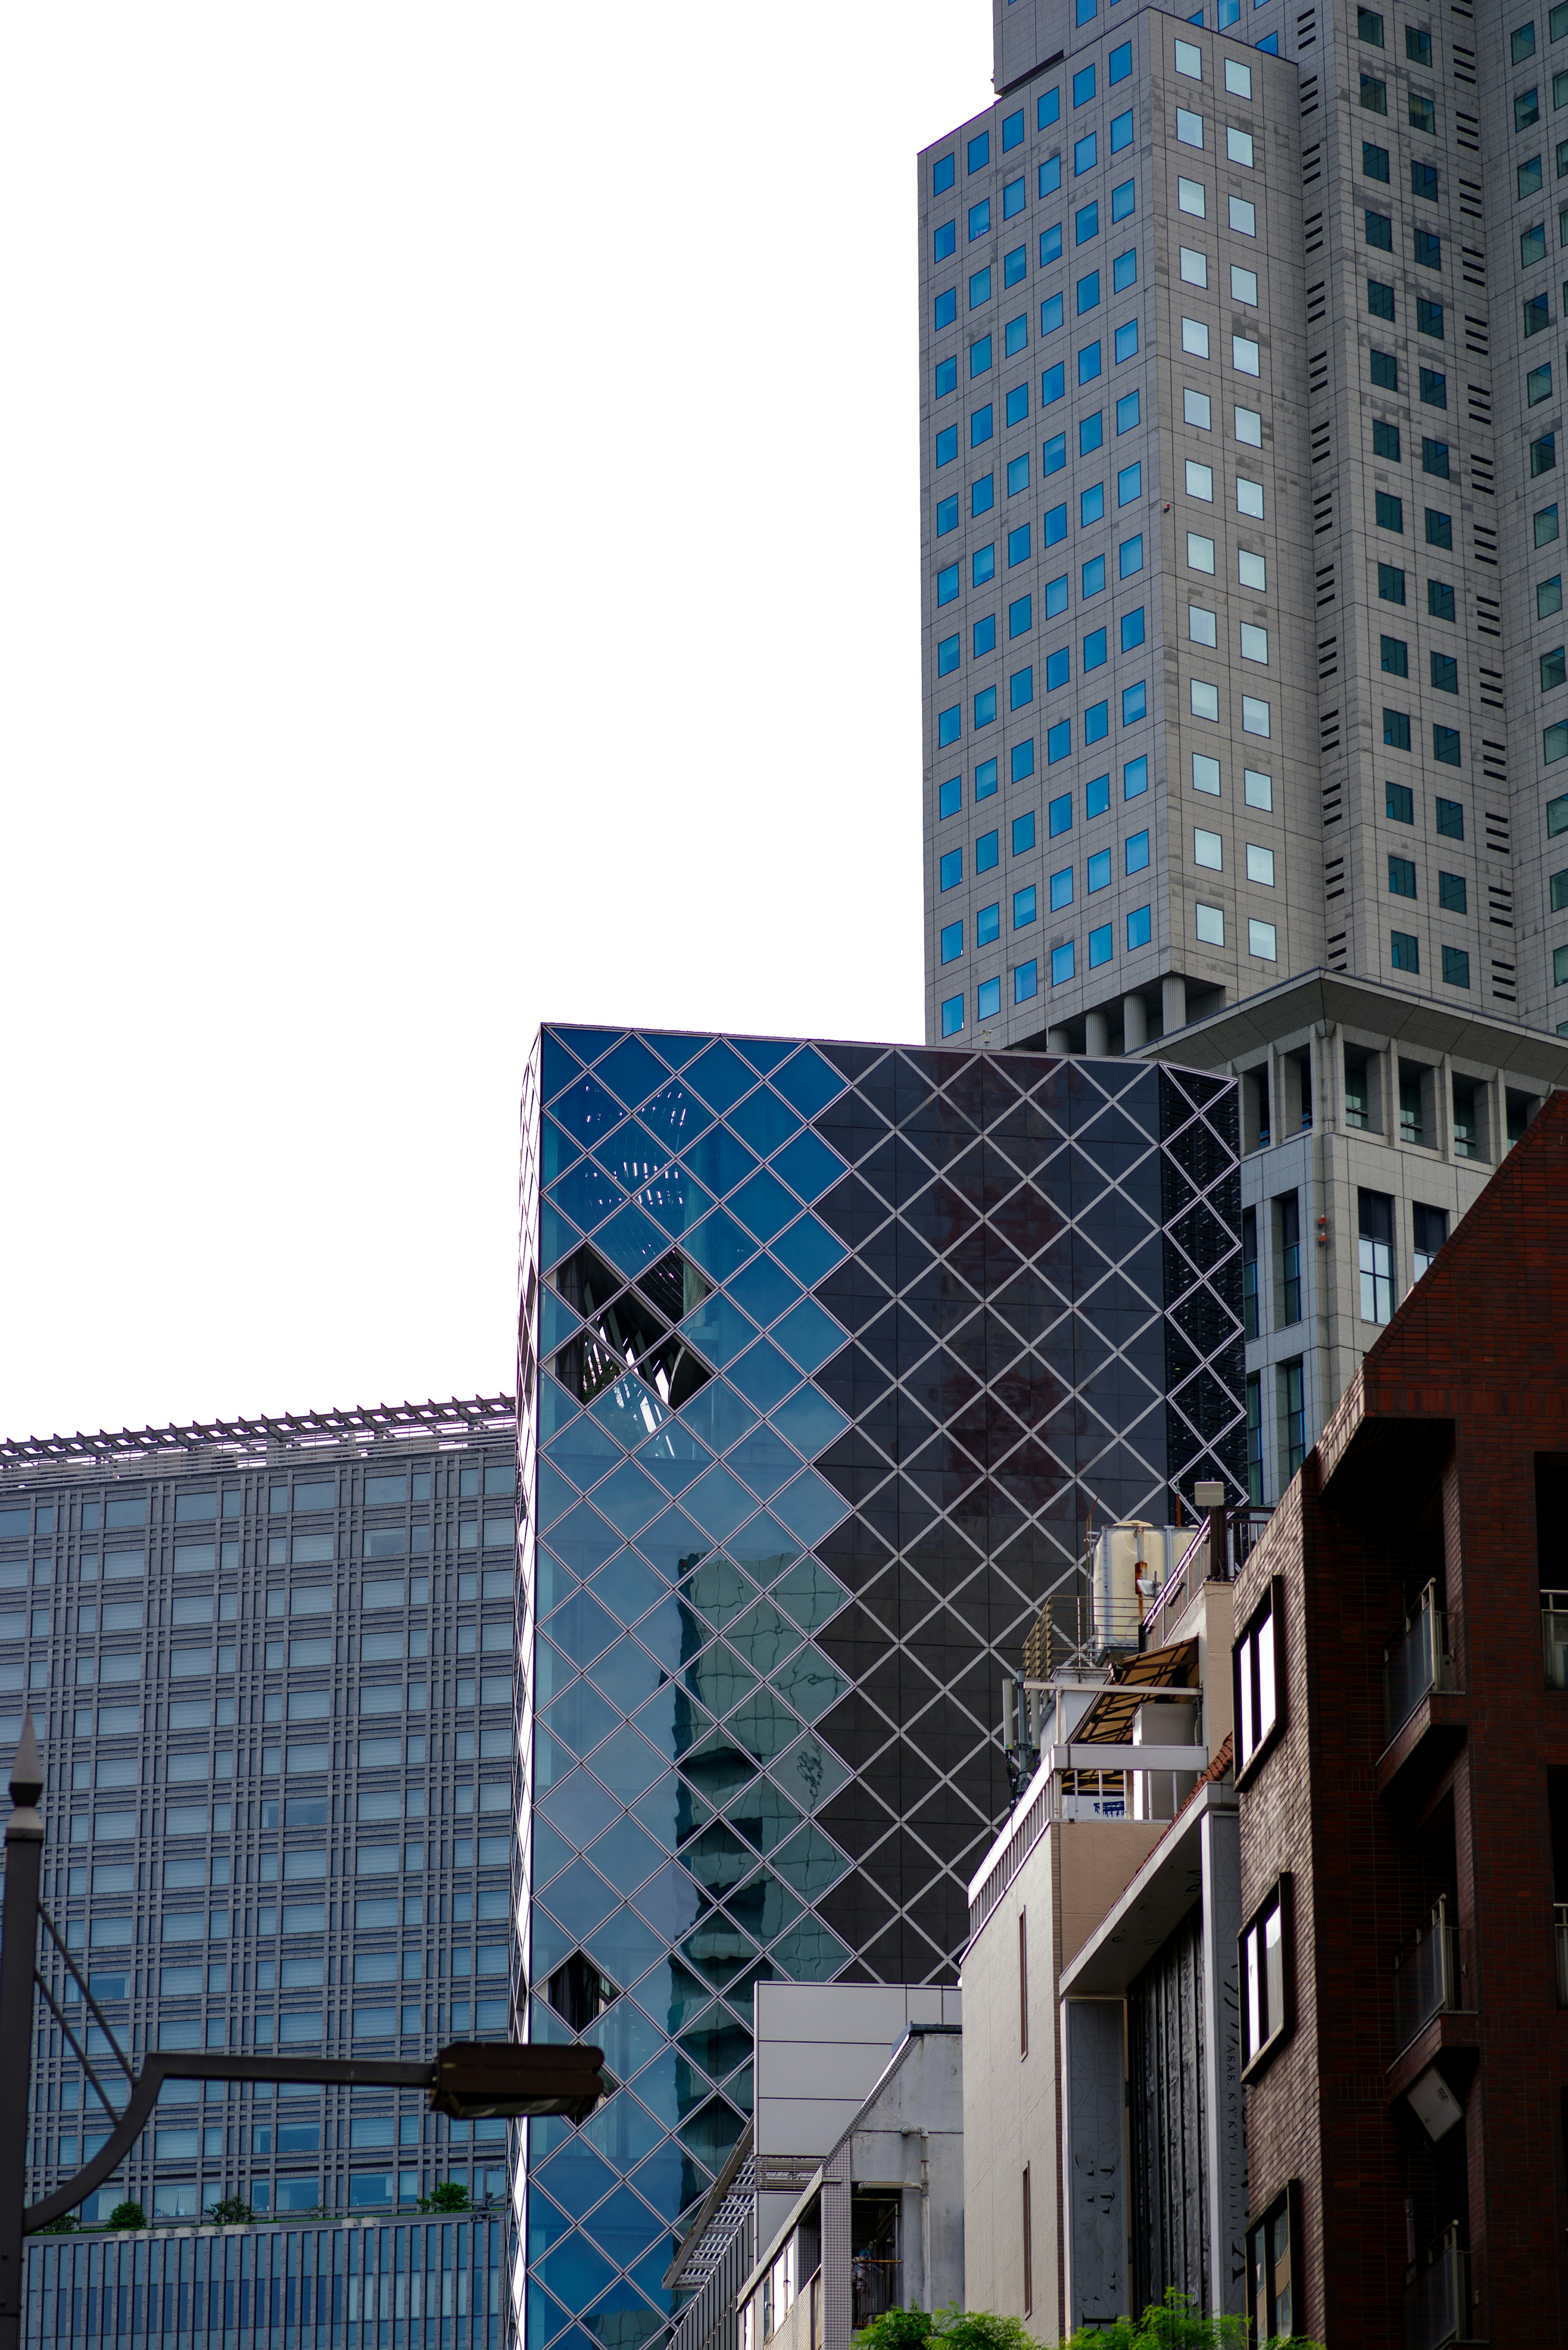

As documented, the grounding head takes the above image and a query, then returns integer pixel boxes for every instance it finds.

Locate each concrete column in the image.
[1084,1008,1109,1057]
[1162,974,1187,1034]
[1123,992,1148,1050]
[1047,1026,1073,1054]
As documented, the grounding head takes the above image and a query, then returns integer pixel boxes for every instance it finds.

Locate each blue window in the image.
[1085,700,1109,742]
[977,977,1002,1019]
[1046,647,1071,690]
[1014,884,1037,926]
[1122,680,1147,723]
[1041,293,1065,335]
[1006,314,1029,357]
[934,221,956,261]
[973,406,995,446]
[1078,270,1102,313]
[1045,573,1069,615]
[939,777,962,818]
[1391,930,1419,972]
[972,474,995,515]
[973,545,996,585]
[1112,178,1136,221]
[971,272,993,313]
[938,634,960,675]
[1123,754,1148,797]
[1079,340,1103,382]
[976,829,1000,871]
[1120,534,1144,577]
[1113,249,1137,292]
[1048,719,1072,762]
[941,994,964,1036]
[1013,812,1036,853]
[1044,433,1067,474]
[1081,483,1105,525]
[940,849,963,890]
[1115,319,1139,361]
[971,335,993,380]
[1003,108,1026,150]
[1007,384,1029,426]
[1083,554,1107,596]
[1084,627,1108,669]
[968,133,990,172]
[1011,739,1036,780]
[976,758,999,799]
[1076,134,1098,174]
[1045,502,1068,543]
[1039,89,1061,128]
[937,426,958,467]
[1009,524,1031,565]
[1052,941,1076,985]
[1043,362,1066,403]
[1110,40,1132,79]
[1126,829,1150,874]
[1049,791,1073,835]
[1077,0,1097,21]
[1076,201,1100,244]
[1016,959,1039,1002]
[1008,454,1031,494]
[937,563,960,604]
[934,154,956,194]
[1011,666,1034,708]
[1127,904,1152,950]
[1117,389,1140,431]
[969,200,991,240]
[1041,224,1063,266]
[935,288,958,329]
[1120,606,1145,651]
[1257,29,1279,49]
[1087,848,1112,892]
[1050,866,1074,910]
[935,358,958,398]
[1005,245,1028,286]
[940,920,963,963]
[1080,411,1104,455]
[1117,461,1141,504]
[974,686,997,729]
[1089,923,1113,966]
[974,615,996,655]
[1003,176,1027,218]
[1111,108,1135,152]
[1087,773,1110,817]
[1418,297,1443,337]
[1009,593,1032,637]
[1040,157,1063,196]
[936,495,958,535]
[939,704,962,745]
[977,900,1000,941]
[1074,65,1096,104]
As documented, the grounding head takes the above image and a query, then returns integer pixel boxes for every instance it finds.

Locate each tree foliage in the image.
[855,2296,1321,2350]
[418,2181,472,2212]
[106,2200,147,2231]
[205,2196,256,2227]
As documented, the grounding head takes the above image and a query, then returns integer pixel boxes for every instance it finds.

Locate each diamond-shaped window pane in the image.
[684,1127,759,1198]
[537,1767,623,1848]
[725,1255,803,1330]
[636,1425,713,1498]
[586,1726,669,1805]
[540,1117,581,1184]
[586,1819,668,1899]
[725,1780,804,1853]
[677,2011,753,2081]
[543,1588,622,1669]
[770,1825,851,1900]
[726,1689,802,1762]
[544,1419,622,1483]
[588,1637,668,1715]
[722,1429,801,1502]
[727,1170,799,1244]
[640,1082,711,1154]
[537,1860,620,1943]
[770,1049,845,1120]
[543,1504,621,1577]
[678,1295,758,1371]
[679,1555,755,1631]
[552,1076,625,1150]
[770,1298,847,1376]
[726,1871,801,1946]
[721,1600,801,1674]
[595,1206,670,1281]
[633,1511,710,1580]
[685,1645,757,1717]
[680,1382,757,1453]
[768,1649,850,1723]
[678,2096,748,2170]
[768,1917,850,1983]
[727,1090,801,1159]
[595,1036,672,1110]
[638,1253,711,1324]
[726,1514,801,1579]
[769,1471,849,1548]
[771,1557,850,1634]
[540,1204,584,1273]
[591,1461,668,1539]
[681,1824,753,1897]
[684,1043,758,1116]
[767,1387,850,1460]
[581,2088,666,2174]
[682,1212,758,1283]
[768,1733,852,1813]
[590,1378,669,1449]
[679,1731,760,1806]
[681,1466,760,1543]
[680,1921,758,1992]
[597,1120,668,1195]
[726,1342,800,1415]
[733,1037,799,1076]
[535,2235,617,2312]
[539,1291,583,1358]
[589,1555,670,1633]
[549,1161,624,1232]
[578,2180,669,2269]
[770,1129,846,1204]
[635,1168,716,1240]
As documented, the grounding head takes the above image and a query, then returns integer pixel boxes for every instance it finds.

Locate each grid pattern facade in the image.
[0,1402,519,2227]
[517,1024,1246,2350]
[22,2212,505,2347]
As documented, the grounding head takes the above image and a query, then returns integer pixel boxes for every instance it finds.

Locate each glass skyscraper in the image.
[517,1023,1245,2350]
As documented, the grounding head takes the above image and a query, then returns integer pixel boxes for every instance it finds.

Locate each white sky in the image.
[0,2,993,1443]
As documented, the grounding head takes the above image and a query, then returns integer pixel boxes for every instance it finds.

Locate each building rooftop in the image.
[0,1394,515,1483]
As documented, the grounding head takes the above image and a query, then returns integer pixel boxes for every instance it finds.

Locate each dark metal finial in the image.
[10,1714,42,1809]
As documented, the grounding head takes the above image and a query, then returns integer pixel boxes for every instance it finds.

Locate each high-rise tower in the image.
[920,0,1568,1483]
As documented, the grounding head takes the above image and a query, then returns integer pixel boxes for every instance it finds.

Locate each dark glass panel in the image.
[639,1082,713,1157]
[637,1253,712,1324]
[595,1036,672,1110]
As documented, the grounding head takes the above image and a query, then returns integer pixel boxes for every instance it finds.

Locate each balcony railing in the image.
[1556,1903,1568,2008]
[1405,2225,1467,2350]
[851,2259,900,2328]
[1384,1583,1450,1741]
[1393,1895,1459,2053]
[1543,1591,1568,1688]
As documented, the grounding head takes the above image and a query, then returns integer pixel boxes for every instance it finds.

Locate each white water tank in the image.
[1092,1521,1165,1652]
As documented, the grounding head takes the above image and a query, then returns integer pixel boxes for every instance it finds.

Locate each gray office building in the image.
[0,1394,517,2232]
[921,0,1568,1478]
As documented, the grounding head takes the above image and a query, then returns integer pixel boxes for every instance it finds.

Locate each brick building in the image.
[1232,1081,1568,2346]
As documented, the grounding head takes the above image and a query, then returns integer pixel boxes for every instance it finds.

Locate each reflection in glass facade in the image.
[517,1029,1245,2350]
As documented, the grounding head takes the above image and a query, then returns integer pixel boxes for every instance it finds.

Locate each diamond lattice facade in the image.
[517,1025,1246,2350]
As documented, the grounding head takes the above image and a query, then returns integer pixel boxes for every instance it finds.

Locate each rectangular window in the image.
[1235,1584,1281,1774]
[1435,794,1464,838]
[1112,178,1136,221]
[1422,438,1450,477]
[1380,634,1408,676]
[1241,1880,1291,2071]
[1279,1193,1301,1324]
[1426,507,1452,548]
[1389,853,1417,898]
[1432,651,1459,693]
[1242,1205,1258,1341]
[1246,1372,1264,1507]
[1359,1187,1394,1320]
[1391,926,1420,970]
[1372,417,1400,459]
[1021,2166,1034,2316]
[1015,959,1039,1003]
[1417,297,1443,337]
[1378,562,1405,603]
[1368,278,1395,319]
[1383,707,1411,749]
[1375,490,1403,532]
[1420,367,1446,407]
[1429,580,1455,620]
[1364,139,1390,180]
[1365,207,1393,249]
[1433,723,1461,765]
[1370,347,1397,388]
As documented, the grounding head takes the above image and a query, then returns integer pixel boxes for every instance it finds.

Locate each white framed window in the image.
[1241,1879,1290,2068]
[1187,530,1216,572]
[1189,603,1218,645]
[1196,901,1225,943]
[1234,404,1262,445]
[1231,264,1259,303]
[1238,547,1267,590]
[1242,695,1271,736]
[1178,107,1205,146]
[1192,751,1222,794]
[1249,917,1278,959]
[1175,37,1203,76]
[1229,193,1257,234]
[1233,334,1261,375]
[1227,125,1255,164]
[1178,176,1207,216]
[1187,459,1215,500]
[1240,622,1270,662]
[1244,767,1272,809]
[1191,678,1221,720]
[1236,475,1265,517]
[1235,1583,1281,1775]
[1194,827,1223,869]
[1246,842,1276,885]
[1183,315,1212,357]
[1180,245,1209,286]
[1225,56,1253,97]
[1184,386,1213,428]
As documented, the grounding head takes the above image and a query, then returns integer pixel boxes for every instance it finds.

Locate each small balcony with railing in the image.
[1392,1895,1465,2056]
[1542,1590,1568,1689]
[1404,2222,1468,2350]
[1383,1583,1452,1744]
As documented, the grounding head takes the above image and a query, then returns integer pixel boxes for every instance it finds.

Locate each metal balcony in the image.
[850,2259,900,2328]
[1384,1583,1450,1741]
[1404,2225,1467,2350]
[1393,1895,1459,2053]
[1542,1590,1568,1688]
